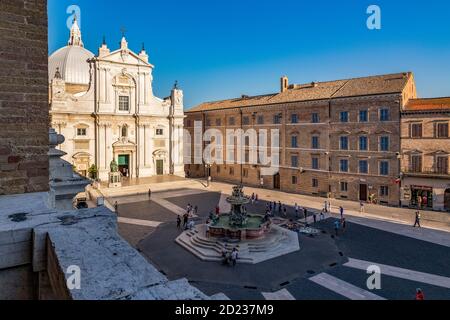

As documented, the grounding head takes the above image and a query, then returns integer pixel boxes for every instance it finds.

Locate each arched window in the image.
[121,125,128,137]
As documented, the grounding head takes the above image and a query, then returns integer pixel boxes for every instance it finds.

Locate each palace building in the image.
[400,98,450,211]
[185,72,420,207]
[49,18,185,181]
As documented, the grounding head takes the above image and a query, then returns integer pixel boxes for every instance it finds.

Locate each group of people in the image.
[221,247,239,267]
[177,203,198,231]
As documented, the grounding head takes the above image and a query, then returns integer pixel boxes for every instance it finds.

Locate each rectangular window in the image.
[243,169,249,178]
[380,136,389,151]
[216,118,222,126]
[229,167,234,176]
[257,115,264,125]
[274,114,282,124]
[291,114,298,124]
[291,155,299,168]
[380,186,389,197]
[359,160,368,174]
[359,136,368,151]
[292,176,298,185]
[340,159,349,172]
[359,110,368,122]
[340,136,349,150]
[245,150,250,163]
[77,128,87,136]
[312,136,320,149]
[291,136,298,148]
[380,108,390,121]
[380,161,389,176]
[312,113,319,123]
[243,116,250,125]
[119,96,130,111]
[437,156,449,174]
[436,123,449,138]
[312,178,319,188]
[411,155,422,173]
[312,157,319,170]
[156,129,164,136]
[410,123,422,138]
[340,112,349,123]
[228,117,235,126]
[340,182,348,192]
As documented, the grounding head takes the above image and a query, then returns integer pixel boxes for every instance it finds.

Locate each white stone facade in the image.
[49,19,184,181]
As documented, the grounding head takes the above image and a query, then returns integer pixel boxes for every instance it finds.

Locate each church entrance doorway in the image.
[156,160,164,175]
[118,154,130,178]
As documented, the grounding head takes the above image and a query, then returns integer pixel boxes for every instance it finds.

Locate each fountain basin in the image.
[209,214,270,240]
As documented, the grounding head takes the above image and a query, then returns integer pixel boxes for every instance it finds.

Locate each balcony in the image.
[402,166,450,178]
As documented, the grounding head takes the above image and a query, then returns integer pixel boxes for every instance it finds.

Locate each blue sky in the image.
[48,0,450,108]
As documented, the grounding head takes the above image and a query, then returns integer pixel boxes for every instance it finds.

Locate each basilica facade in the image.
[49,19,185,181]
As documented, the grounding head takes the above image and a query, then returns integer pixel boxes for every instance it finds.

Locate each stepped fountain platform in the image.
[175,224,300,264]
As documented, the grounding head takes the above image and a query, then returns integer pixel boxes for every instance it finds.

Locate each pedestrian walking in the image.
[360,201,365,213]
[327,201,331,213]
[341,218,347,233]
[294,203,299,218]
[339,206,344,219]
[415,288,425,300]
[251,193,255,204]
[176,215,181,230]
[183,213,189,229]
[114,201,118,213]
[320,208,325,221]
[231,248,238,267]
[334,220,340,236]
[283,205,287,217]
[313,212,317,224]
[278,202,283,215]
[324,201,328,213]
[413,211,421,228]
[303,207,308,223]
[148,188,152,199]
[194,205,198,215]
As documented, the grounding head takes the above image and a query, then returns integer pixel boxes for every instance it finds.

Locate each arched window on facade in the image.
[121,125,128,138]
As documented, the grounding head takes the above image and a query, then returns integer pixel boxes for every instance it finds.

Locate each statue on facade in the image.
[110,159,119,173]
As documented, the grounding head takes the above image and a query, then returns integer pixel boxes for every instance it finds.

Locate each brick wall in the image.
[0,0,49,195]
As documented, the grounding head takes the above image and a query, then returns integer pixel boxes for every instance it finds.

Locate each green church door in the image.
[118,155,130,177]
[156,160,164,175]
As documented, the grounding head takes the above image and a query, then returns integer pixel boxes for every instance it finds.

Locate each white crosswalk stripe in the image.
[262,289,296,300]
[309,273,386,300]
[117,217,162,227]
[344,258,450,289]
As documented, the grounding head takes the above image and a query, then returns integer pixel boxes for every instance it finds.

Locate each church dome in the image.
[48,17,94,85]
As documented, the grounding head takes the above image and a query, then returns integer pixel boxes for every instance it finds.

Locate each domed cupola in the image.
[48,16,94,86]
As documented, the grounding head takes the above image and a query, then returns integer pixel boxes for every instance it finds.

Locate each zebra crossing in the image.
[262,257,450,300]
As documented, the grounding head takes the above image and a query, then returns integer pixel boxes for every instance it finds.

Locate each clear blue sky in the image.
[48,0,450,108]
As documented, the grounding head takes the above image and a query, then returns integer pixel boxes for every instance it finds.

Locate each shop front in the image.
[410,185,433,209]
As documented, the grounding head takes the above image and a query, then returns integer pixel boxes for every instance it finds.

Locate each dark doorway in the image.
[156,160,164,175]
[274,173,281,190]
[445,189,450,212]
[118,155,130,177]
[359,184,368,201]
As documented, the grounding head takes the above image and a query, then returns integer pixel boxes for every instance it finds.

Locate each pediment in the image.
[99,49,153,67]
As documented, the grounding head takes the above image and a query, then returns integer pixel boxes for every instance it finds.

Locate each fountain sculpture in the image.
[208,185,271,240]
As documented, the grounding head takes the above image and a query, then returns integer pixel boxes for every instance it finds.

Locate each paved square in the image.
[112,187,450,300]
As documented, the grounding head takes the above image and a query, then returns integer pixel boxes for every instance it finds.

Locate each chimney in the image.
[280,76,289,93]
